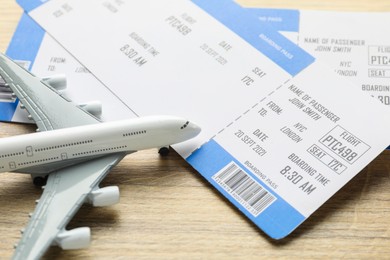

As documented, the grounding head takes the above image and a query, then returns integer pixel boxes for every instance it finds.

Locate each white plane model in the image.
[0,53,201,259]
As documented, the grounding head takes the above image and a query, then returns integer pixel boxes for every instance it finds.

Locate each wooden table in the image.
[1,1,390,259]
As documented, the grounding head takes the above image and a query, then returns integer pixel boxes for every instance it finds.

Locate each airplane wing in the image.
[13,153,127,260]
[0,53,128,259]
[0,52,100,130]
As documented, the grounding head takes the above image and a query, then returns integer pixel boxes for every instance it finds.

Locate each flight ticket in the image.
[13,0,390,239]
[4,14,137,123]
[247,8,390,105]
[8,6,390,120]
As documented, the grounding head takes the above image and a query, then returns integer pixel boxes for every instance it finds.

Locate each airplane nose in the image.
[177,119,201,142]
[188,121,201,137]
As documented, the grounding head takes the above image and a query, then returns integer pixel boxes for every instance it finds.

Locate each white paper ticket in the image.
[14,0,390,238]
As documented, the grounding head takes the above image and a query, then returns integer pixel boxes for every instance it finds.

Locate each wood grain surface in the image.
[1,1,390,259]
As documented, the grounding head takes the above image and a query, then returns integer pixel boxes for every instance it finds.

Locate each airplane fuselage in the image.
[0,116,200,174]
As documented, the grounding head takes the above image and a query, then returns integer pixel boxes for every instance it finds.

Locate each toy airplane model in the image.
[0,53,201,259]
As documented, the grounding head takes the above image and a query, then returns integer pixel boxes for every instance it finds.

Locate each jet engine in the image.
[87,186,120,207]
[79,101,102,118]
[55,227,91,250]
[42,74,67,91]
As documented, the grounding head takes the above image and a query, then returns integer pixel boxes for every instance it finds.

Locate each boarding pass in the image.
[8,6,390,124]
[13,0,390,239]
[247,8,390,105]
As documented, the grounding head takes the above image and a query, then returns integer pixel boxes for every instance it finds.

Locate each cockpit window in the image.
[180,121,189,129]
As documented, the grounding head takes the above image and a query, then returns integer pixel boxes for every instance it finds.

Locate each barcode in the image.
[213,162,276,217]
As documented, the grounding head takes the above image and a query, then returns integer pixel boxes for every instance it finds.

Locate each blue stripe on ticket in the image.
[0,102,18,122]
[246,8,300,32]
[187,139,305,239]
[16,0,47,12]
[6,13,45,67]
[1,13,45,121]
[191,0,314,76]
